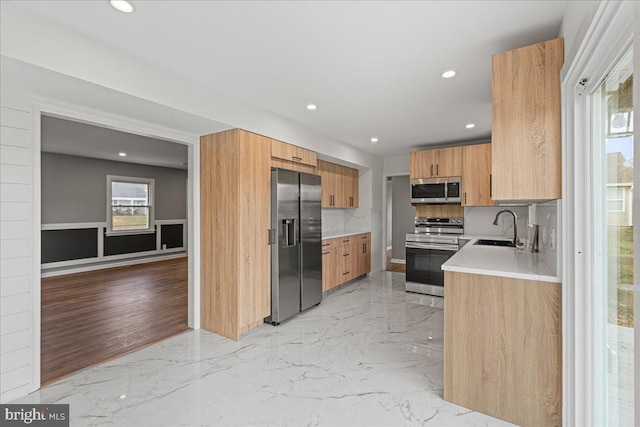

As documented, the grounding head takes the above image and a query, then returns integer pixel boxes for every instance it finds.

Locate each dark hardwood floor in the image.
[386,248,406,273]
[41,257,189,385]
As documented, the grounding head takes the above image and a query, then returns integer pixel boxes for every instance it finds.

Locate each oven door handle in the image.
[406,243,459,251]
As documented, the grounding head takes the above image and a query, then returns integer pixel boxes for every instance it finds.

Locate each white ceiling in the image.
[41,115,189,169]
[3,1,568,158]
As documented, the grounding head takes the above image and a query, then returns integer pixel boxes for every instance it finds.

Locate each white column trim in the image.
[560,1,636,425]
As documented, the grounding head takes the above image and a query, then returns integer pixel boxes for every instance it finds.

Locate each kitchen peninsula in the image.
[442,239,561,425]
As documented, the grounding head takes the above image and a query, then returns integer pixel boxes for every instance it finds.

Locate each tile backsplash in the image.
[321,209,344,232]
[464,202,560,278]
[463,206,529,239]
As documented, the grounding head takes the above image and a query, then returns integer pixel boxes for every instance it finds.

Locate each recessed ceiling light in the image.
[465,123,475,129]
[370,137,379,143]
[306,104,317,110]
[441,70,456,79]
[118,152,127,157]
[110,1,134,13]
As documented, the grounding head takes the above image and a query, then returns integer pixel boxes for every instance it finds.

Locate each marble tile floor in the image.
[13,271,515,426]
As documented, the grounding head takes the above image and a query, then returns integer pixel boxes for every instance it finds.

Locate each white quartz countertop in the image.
[322,229,371,239]
[442,238,560,283]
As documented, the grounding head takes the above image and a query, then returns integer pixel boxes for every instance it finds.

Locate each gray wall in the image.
[391,175,415,260]
[42,152,187,223]
[386,179,392,247]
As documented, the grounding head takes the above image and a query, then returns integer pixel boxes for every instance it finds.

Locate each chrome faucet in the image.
[493,210,518,245]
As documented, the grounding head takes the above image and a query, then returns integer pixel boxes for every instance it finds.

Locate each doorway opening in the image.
[386,175,413,273]
[39,115,190,385]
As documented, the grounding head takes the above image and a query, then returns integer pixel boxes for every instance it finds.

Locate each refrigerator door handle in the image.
[282,219,297,247]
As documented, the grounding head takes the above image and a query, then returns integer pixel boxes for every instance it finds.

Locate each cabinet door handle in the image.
[464,192,467,205]
[343,272,349,276]
[436,164,439,176]
[322,243,330,247]
[343,239,350,243]
[322,251,330,255]
[430,164,434,176]
[343,253,349,257]
[489,174,492,198]
[362,243,366,253]
[292,156,302,161]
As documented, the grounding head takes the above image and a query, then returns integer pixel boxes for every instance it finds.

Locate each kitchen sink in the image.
[474,239,516,247]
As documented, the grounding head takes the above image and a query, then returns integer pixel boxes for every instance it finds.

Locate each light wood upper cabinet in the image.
[491,37,563,201]
[200,129,271,341]
[410,149,435,179]
[410,146,463,179]
[271,139,317,167]
[318,160,359,208]
[462,143,494,207]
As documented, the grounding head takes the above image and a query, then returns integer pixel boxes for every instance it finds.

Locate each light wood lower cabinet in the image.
[200,129,271,341]
[444,271,561,426]
[322,232,371,291]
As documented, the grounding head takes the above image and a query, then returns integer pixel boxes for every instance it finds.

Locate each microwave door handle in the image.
[444,180,448,200]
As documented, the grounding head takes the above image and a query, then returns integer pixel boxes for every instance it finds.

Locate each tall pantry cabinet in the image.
[200,129,271,341]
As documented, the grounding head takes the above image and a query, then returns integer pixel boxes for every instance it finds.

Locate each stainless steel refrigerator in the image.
[267,168,322,325]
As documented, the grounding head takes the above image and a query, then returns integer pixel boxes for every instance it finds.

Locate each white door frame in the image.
[31,101,201,391]
[561,1,636,424]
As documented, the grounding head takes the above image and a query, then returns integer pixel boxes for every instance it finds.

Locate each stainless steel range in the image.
[405,217,463,297]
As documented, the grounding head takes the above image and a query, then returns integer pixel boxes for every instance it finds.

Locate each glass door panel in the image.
[594,47,634,427]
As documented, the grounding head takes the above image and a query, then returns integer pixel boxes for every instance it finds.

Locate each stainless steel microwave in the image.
[410,177,461,204]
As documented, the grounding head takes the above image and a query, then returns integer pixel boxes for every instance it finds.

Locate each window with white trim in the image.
[107,175,155,234]
[606,185,627,212]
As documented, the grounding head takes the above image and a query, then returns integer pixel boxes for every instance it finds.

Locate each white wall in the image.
[0,91,34,403]
[383,155,410,175]
[559,0,602,74]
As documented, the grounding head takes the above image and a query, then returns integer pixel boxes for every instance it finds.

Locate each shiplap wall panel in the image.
[0,126,29,148]
[0,384,30,404]
[0,275,29,297]
[0,108,29,129]
[0,330,29,355]
[0,202,29,221]
[1,347,30,374]
[0,146,30,166]
[0,311,29,335]
[1,164,30,183]
[0,94,32,403]
[0,183,30,202]
[0,239,29,259]
[0,221,30,240]
[0,293,29,316]
[0,258,30,279]
[1,366,30,393]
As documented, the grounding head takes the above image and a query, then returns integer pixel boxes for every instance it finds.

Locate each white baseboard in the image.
[390,258,406,264]
[41,252,187,277]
